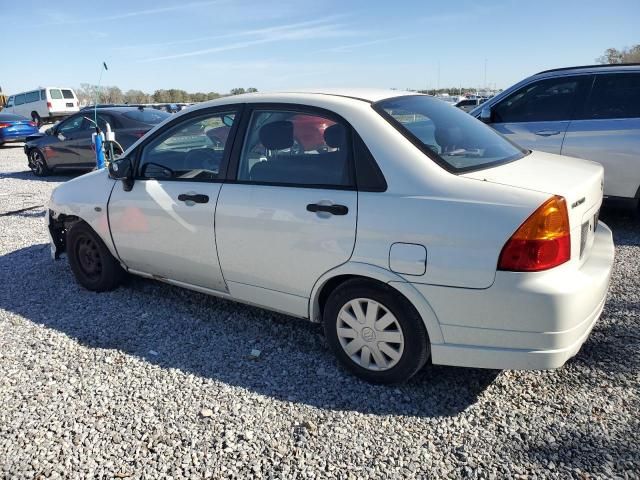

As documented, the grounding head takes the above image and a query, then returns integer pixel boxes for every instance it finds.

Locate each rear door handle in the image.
[306,203,349,215]
[178,193,209,204]
[534,130,561,137]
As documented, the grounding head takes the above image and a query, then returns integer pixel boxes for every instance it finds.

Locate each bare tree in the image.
[124,89,149,104]
[597,45,640,64]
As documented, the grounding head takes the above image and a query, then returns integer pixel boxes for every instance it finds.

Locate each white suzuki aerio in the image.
[47,90,614,383]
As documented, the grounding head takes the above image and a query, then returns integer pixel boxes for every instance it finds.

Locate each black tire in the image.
[31,111,42,127]
[29,149,50,176]
[323,279,430,384]
[67,222,125,292]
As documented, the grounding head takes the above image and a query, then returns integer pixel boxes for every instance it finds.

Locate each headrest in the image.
[434,125,464,150]
[259,121,294,150]
[323,123,346,149]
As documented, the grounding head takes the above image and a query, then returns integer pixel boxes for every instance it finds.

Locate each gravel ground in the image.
[1,144,638,479]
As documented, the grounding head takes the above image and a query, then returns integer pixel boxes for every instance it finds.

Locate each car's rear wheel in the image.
[29,149,50,176]
[67,222,125,292]
[323,279,430,384]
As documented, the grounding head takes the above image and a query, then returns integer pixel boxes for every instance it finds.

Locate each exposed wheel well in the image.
[48,213,81,258]
[316,275,416,323]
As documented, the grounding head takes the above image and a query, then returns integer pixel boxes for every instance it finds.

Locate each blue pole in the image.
[95,132,105,169]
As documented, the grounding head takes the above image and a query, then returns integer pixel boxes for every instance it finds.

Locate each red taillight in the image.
[47,102,52,109]
[0,123,10,129]
[498,195,571,272]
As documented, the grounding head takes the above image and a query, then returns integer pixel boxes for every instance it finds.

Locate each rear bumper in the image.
[416,221,615,370]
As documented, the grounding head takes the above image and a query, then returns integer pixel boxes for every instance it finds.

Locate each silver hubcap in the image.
[336,298,404,371]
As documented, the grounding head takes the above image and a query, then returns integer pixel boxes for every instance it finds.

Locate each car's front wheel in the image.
[67,222,125,292]
[323,279,430,384]
[29,149,50,177]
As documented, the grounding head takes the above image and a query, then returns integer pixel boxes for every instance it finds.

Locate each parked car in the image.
[3,87,80,126]
[24,106,171,176]
[0,112,39,146]
[47,90,614,384]
[455,97,487,112]
[470,64,640,206]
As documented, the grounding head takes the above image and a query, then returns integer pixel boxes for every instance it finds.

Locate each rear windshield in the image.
[49,89,62,99]
[61,89,75,99]
[374,95,527,173]
[0,113,29,121]
[122,109,170,124]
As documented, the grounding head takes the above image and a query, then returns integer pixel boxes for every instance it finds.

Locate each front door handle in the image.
[178,193,209,204]
[306,203,349,215]
[534,130,561,137]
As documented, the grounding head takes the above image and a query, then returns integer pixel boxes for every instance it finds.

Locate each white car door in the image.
[108,107,241,292]
[215,107,357,316]
[488,75,589,154]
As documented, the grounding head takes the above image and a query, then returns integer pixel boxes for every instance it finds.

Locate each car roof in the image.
[534,63,640,77]
[80,105,160,113]
[192,89,419,109]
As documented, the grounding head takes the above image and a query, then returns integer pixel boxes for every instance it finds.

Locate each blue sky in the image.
[2,0,639,95]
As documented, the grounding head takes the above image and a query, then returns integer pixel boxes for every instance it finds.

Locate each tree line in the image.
[597,44,640,64]
[76,85,258,106]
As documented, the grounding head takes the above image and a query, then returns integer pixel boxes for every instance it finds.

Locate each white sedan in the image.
[47,90,615,384]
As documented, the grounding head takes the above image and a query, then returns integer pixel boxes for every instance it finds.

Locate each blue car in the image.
[0,112,39,145]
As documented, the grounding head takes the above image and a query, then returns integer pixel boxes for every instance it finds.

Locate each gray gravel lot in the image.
[0,144,638,479]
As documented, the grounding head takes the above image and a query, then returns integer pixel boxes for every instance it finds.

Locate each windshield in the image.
[374,95,527,172]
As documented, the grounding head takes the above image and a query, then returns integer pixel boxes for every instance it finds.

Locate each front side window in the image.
[15,94,25,106]
[492,76,583,123]
[6,96,14,107]
[374,95,526,172]
[237,110,352,187]
[49,89,62,100]
[139,110,236,181]
[583,73,640,120]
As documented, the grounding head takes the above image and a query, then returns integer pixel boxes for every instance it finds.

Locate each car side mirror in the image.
[480,106,492,123]
[108,156,134,191]
[45,128,53,135]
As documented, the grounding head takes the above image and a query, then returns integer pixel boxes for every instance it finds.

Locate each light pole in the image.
[483,58,487,92]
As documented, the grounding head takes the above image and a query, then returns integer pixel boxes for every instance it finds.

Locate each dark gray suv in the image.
[471,64,640,206]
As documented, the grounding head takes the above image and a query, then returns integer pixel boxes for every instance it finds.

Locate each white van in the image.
[3,87,79,125]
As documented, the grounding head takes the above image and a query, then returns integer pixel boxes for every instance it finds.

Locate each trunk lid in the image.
[463,150,604,264]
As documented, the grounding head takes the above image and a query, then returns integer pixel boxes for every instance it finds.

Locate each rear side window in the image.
[15,94,25,105]
[40,89,46,100]
[49,89,62,99]
[25,91,39,103]
[237,110,352,187]
[492,76,584,123]
[583,73,640,119]
[122,109,170,124]
[61,89,75,99]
